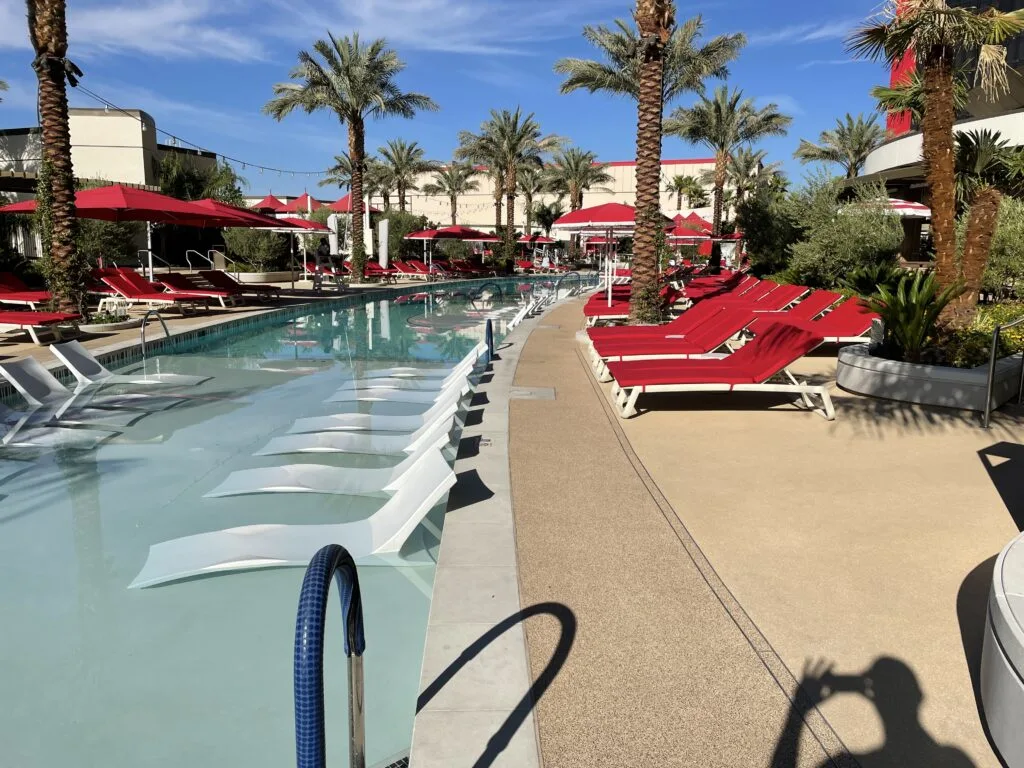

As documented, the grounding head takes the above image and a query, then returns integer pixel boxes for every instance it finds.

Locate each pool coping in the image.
[0,276,568,405]
[408,306,551,767]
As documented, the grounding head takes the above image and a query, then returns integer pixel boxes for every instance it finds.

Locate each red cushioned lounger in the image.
[604,322,834,420]
[0,310,81,344]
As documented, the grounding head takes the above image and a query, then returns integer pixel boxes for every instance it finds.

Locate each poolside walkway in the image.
[509,300,1023,767]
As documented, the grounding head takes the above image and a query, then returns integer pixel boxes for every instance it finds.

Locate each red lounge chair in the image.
[197,270,281,300]
[393,261,428,280]
[101,274,206,312]
[605,322,834,420]
[0,286,52,309]
[363,261,398,283]
[587,298,728,344]
[406,259,432,276]
[516,260,535,273]
[790,298,877,343]
[583,284,684,324]
[0,309,81,344]
[158,272,239,307]
[745,290,842,335]
[590,305,763,380]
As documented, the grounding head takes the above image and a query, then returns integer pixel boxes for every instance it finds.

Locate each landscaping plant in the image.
[866,271,964,364]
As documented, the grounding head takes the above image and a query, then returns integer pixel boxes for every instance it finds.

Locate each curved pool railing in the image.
[294,544,367,768]
[554,271,582,298]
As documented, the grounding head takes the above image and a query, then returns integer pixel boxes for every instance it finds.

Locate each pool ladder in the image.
[294,544,366,768]
[139,310,170,359]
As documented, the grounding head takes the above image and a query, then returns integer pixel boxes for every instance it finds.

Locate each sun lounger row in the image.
[127,342,489,588]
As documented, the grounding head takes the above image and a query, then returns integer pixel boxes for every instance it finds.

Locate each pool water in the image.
[0,279,564,768]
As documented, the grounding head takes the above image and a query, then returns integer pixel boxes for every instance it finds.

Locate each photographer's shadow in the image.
[771,658,975,768]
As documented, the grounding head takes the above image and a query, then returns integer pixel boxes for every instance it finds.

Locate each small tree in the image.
[222,229,290,272]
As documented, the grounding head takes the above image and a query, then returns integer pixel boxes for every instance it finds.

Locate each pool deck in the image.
[500,300,1024,767]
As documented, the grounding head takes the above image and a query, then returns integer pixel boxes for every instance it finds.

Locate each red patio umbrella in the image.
[191,198,291,228]
[329,193,381,214]
[433,225,500,242]
[280,193,322,214]
[682,212,713,232]
[250,194,286,213]
[278,217,329,231]
[518,234,556,244]
[666,225,710,242]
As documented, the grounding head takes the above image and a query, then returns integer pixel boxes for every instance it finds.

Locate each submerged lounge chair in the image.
[129,448,457,588]
[605,322,834,420]
[0,357,185,414]
[324,376,472,405]
[361,342,486,380]
[255,409,457,457]
[50,340,211,388]
[205,433,450,499]
[288,388,465,434]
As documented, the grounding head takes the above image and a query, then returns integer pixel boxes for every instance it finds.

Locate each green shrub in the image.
[841,262,908,299]
[735,185,800,276]
[222,228,290,272]
[378,210,429,261]
[866,271,963,363]
[978,197,1024,298]
[785,178,903,288]
[75,219,142,266]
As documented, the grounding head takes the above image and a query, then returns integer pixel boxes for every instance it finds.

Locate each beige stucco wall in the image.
[255,158,720,232]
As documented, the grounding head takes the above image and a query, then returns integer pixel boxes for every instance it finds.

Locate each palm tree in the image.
[27,0,86,313]
[871,70,969,126]
[264,33,437,275]
[422,162,480,226]
[378,138,437,212]
[366,157,394,210]
[665,173,704,210]
[516,166,545,234]
[319,152,352,189]
[532,200,565,238]
[0,79,8,103]
[457,107,560,249]
[556,8,743,322]
[554,14,744,107]
[794,113,884,178]
[665,85,791,249]
[726,148,783,205]
[544,148,613,212]
[848,1,1024,310]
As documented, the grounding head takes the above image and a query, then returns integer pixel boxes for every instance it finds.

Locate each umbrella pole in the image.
[290,235,296,293]
[147,222,154,281]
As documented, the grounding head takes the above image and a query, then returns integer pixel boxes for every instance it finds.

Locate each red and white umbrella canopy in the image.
[888,198,931,218]
[666,225,711,241]
[518,234,556,244]
[552,202,639,235]
[0,184,224,225]
[191,198,287,228]
[404,229,440,240]
[278,217,329,231]
[329,193,381,214]
[280,193,323,213]
[432,225,501,242]
[250,194,286,213]
[682,212,713,232]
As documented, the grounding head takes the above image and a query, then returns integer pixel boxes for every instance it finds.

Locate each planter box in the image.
[233,271,293,284]
[836,343,1023,412]
[79,318,143,333]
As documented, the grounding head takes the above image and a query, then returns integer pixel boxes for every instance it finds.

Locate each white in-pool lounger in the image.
[324,378,472,405]
[288,388,465,434]
[361,342,486,380]
[254,409,457,457]
[333,375,465,393]
[50,340,211,388]
[129,448,456,588]
[204,434,450,498]
[0,358,184,414]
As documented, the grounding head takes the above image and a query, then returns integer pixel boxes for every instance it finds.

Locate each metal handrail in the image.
[554,270,582,297]
[982,315,1024,428]
[208,249,242,279]
[294,544,366,768]
[139,309,170,359]
[184,250,214,273]
[138,249,174,279]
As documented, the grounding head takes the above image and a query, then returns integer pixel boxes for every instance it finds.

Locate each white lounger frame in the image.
[130,449,457,588]
[609,368,836,421]
[254,410,456,457]
[50,340,211,388]
[289,387,466,434]
[0,318,73,345]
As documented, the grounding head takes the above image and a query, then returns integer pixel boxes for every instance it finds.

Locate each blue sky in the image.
[0,0,888,197]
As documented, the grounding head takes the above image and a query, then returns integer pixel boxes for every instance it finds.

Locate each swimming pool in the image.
[0,277,583,768]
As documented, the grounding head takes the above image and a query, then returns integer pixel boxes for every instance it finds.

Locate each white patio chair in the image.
[50,340,211,388]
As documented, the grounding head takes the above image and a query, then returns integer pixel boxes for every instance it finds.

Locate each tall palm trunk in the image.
[348,120,366,276]
[629,18,667,324]
[676,190,682,210]
[921,56,957,298]
[524,195,533,235]
[29,0,82,314]
[708,152,728,273]
[493,192,502,232]
[449,194,458,226]
[398,185,407,212]
[381,191,391,209]
[956,186,1002,321]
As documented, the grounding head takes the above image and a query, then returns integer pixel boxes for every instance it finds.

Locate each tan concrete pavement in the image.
[509,302,841,767]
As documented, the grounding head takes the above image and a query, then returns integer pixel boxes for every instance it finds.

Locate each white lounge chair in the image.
[50,340,211,388]
[360,342,485,380]
[204,434,450,499]
[288,388,465,435]
[0,358,185,415]
[254,410,457,457]
[333,376,462,393]
[324,378,472,405]
[128,448,456,588]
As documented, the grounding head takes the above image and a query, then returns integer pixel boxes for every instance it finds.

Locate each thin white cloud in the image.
[267,0,623,55]
[797,58,870,70]
[748,18,862,46]
[757,94,804,118]
[0,0,266,61]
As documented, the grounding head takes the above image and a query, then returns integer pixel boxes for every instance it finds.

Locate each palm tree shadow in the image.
[416,601,576,768]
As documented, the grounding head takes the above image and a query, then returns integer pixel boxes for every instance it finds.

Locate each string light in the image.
[73,84,333,178]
